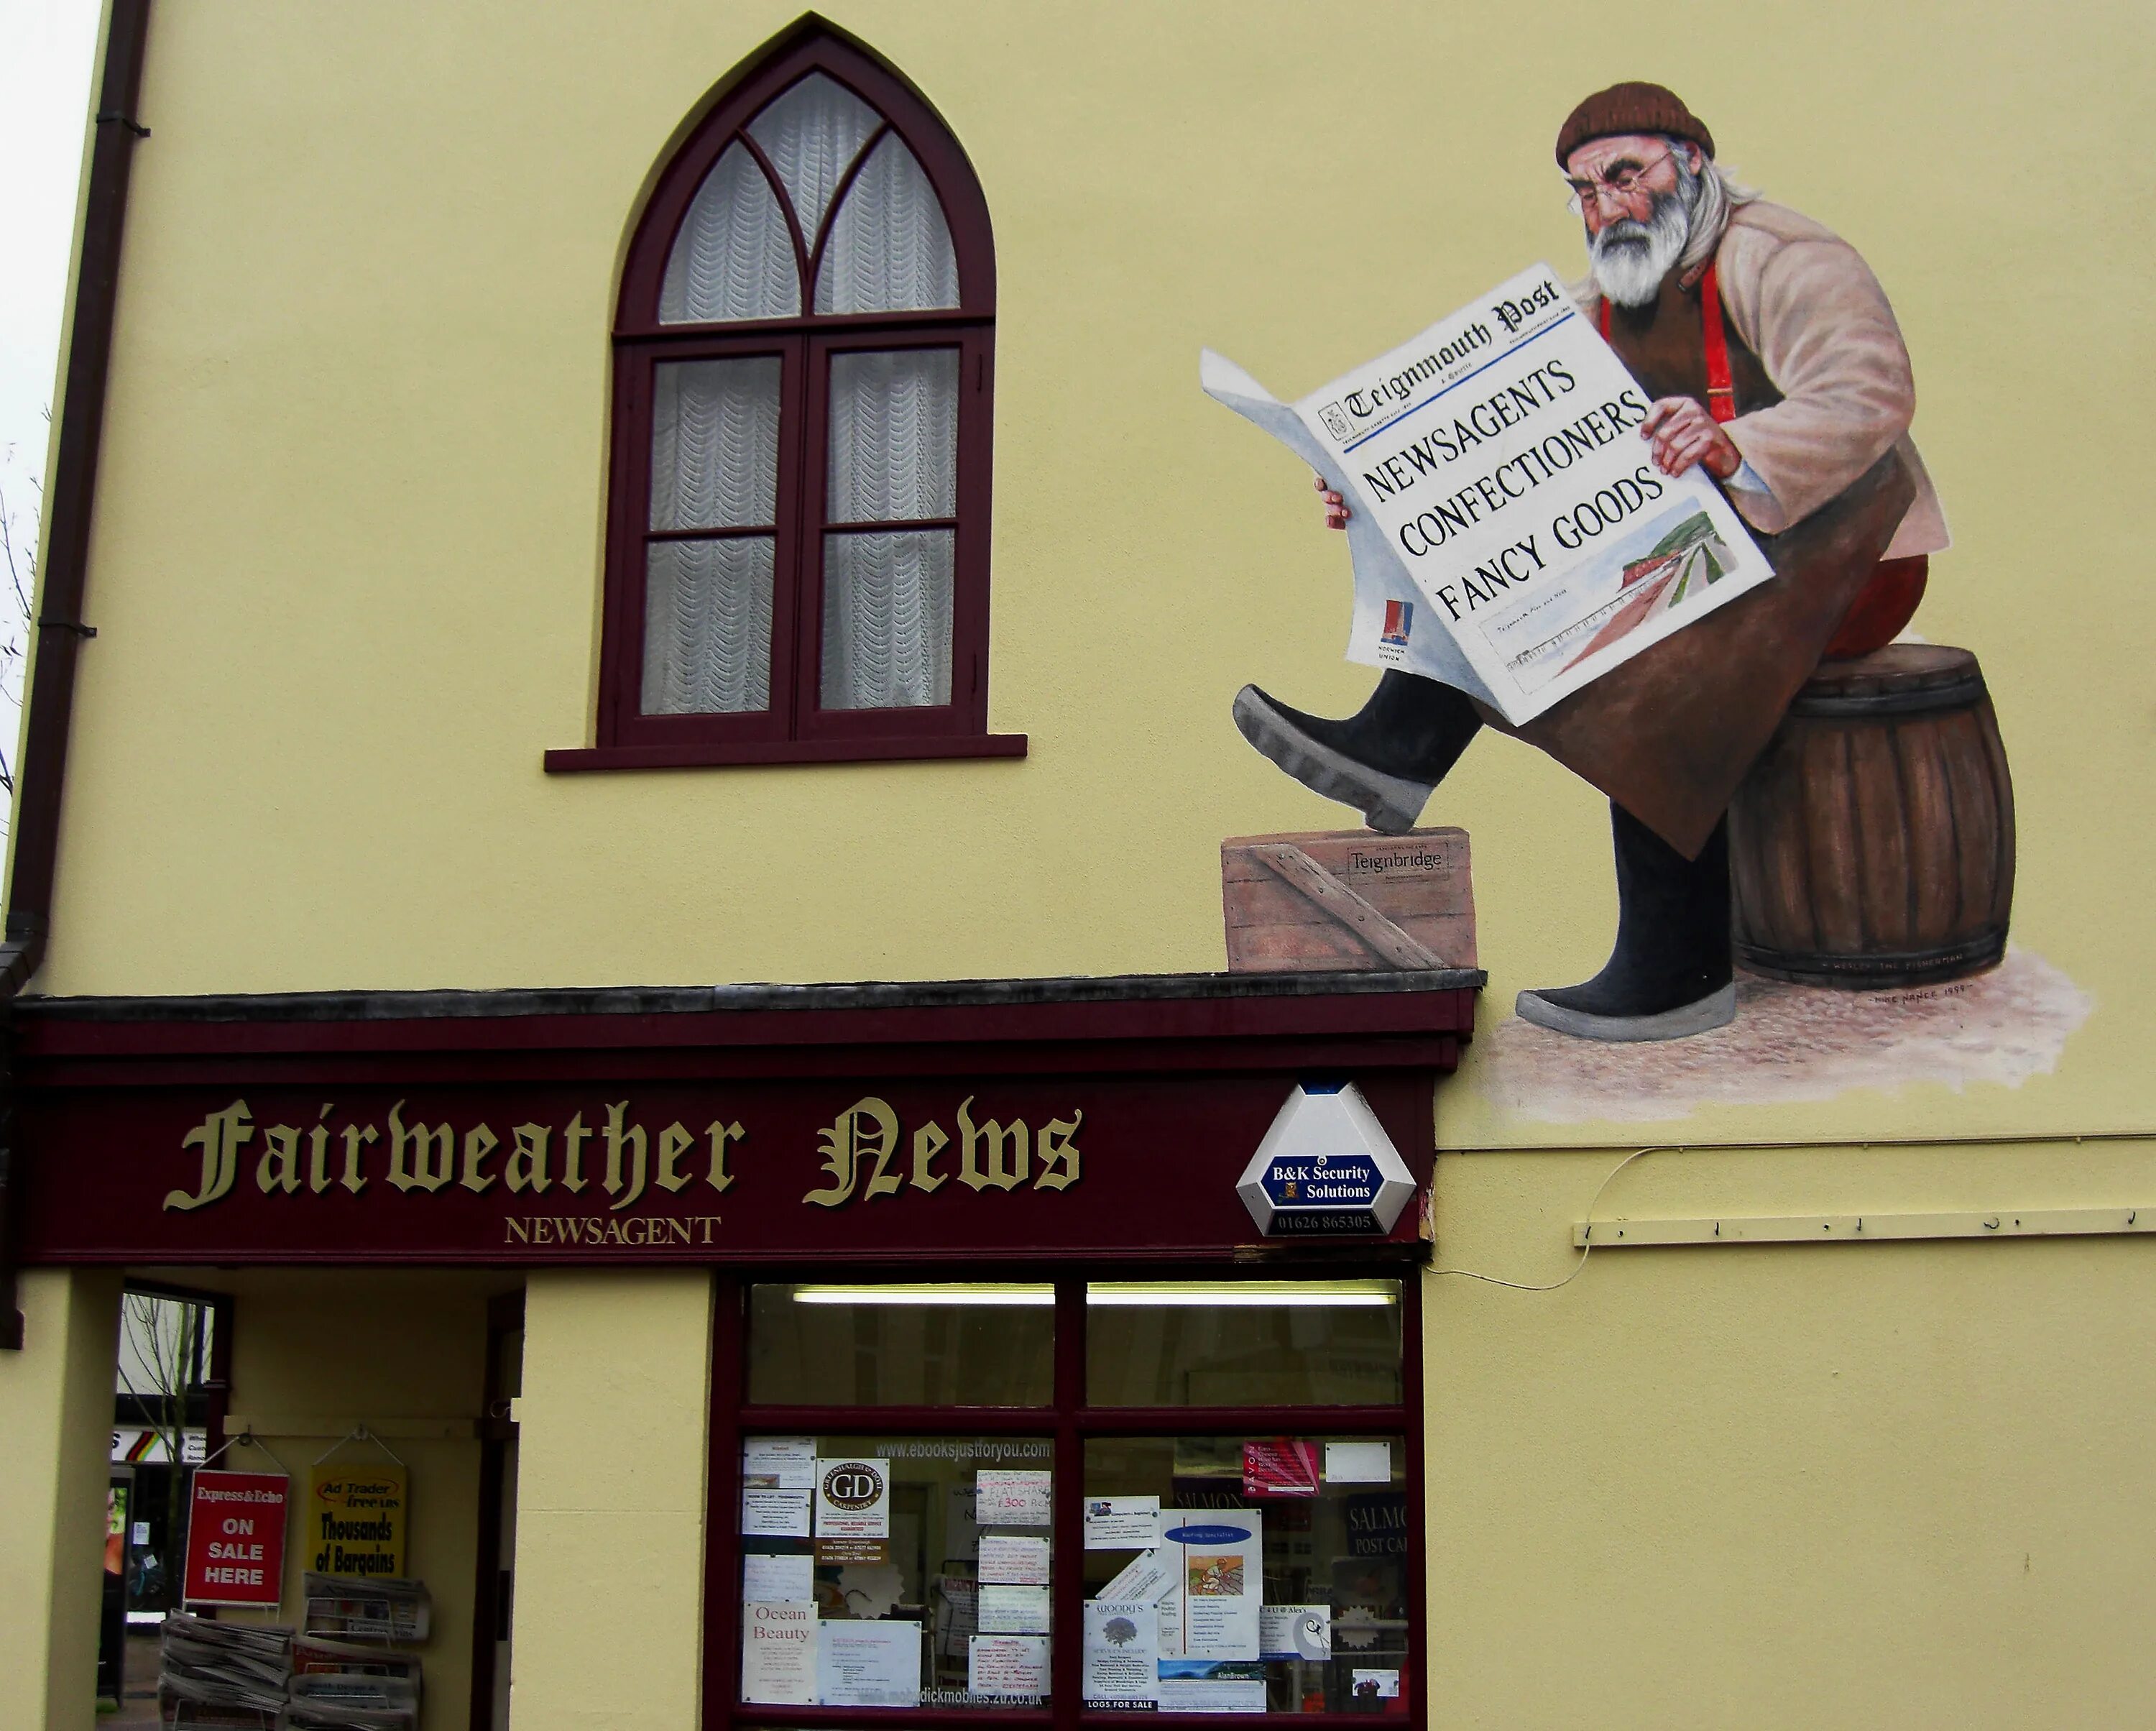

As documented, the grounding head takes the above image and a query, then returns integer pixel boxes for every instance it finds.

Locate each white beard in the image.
[1588,185,1692,308]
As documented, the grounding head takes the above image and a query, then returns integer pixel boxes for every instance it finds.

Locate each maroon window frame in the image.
[548,27,1024,773]
[704,1264,1427,1731]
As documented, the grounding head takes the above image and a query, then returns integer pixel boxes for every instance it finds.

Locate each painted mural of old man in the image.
[1235,82,1948,1043]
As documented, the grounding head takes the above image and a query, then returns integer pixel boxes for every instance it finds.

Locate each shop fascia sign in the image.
[1237,1083,1414,1236]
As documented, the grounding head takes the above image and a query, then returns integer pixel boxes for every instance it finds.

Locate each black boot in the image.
[1232,671,1483,834]
[1515,803,1736,1042]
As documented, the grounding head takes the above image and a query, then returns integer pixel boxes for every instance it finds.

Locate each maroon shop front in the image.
[8,968,1478,1729]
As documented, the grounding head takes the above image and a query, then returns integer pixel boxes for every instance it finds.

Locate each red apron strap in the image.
[1700,257,1736,424]
[1598,295,1611,341]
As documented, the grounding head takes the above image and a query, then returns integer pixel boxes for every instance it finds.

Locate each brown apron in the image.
[1478,269,1914,859]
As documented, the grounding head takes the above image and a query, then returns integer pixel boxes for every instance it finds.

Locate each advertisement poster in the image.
[1156,1512,1262,1661]
[1156,1660,1268,1712]
[742,1601,819,1704]
[181,1471,290,1607]
[1084,1599,1159,1707]
[1242,1440,1320,1499]
[976,1469,1052,1526]
[817,1620,922,1708]
[969,1633,1049,1698]
[305,1464,404,1577]
[1202,261,1774,726]
[1259,1606,1332,1662]
[815,1459,890,1564]
[1084,1496,1161,1549]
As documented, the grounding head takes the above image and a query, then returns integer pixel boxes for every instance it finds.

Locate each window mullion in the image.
[787,334,828,738]
[1051,1279,1086,1731]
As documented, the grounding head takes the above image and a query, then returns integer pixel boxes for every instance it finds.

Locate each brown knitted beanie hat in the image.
[1555,82,1715,167]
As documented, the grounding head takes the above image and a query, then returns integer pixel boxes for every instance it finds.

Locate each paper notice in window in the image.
[818,1620,922,1709]
[1260,1605,1332,1661]
[1242,1439,1320,1498]
[744,1437,818,1489]
[976,1469,1052,1526]
[815,1459,891,1539]
[1156,1512,1261,1661]
[743,1487,813,1538]
[1084,1600,1159,1707]
[1156,1660,1268,1712]
[1351,1668,1402,1701]
[979,1583,1051,1634]
[935,1576,979,1658]
[1097,1548,1177,1604]
[741,1602,818,1704]
[1202,262,1774,727]
[1084,1495,1161,1550]
[742,1552,815,1603]
[1324,1441,1393,1484]
[815,1458,891,1562]
[969,1633,1050,1698]
[979,1534,1051,1585]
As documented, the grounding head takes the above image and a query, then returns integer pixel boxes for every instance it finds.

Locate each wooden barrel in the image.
[1728,645,2014,989]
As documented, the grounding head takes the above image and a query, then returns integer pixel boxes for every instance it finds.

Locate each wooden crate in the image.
[1222,828,1475,973]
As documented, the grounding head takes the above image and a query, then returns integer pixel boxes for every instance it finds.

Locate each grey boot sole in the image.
[1232,685,1434,835]
[1514,981,1737,1042]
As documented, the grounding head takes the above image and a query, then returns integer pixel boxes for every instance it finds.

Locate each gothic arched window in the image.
[561,25,1015,769]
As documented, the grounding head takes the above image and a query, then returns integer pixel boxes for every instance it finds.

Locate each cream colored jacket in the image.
[1587,199,1950,559]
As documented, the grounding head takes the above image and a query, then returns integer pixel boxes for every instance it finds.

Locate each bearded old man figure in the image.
[1233,81,1948,1042]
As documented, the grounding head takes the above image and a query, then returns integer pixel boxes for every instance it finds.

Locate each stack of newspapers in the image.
[157,1613,292,1725]
[285,1578,429,1730]
[283,1633,423,1730]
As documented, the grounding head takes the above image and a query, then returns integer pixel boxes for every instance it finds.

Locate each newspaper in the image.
[159,1612,294,1718]
[299,1574,431,1644]
[1202,262,1773,726]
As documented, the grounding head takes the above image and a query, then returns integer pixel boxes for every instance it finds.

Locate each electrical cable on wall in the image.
[1432,1144,1669,1292]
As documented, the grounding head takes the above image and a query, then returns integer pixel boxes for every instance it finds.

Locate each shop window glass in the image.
[747,1282,1054,1407]
[1082,1436,1410,1714]
[1086,1280,1404,1407]
[740,1435,1054,1709]
[727,1277,1416,1722]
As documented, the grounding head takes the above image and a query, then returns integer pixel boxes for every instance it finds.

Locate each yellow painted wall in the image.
[201,1267,515,1731]
[0,1269,122,1731]
[512,1269,712,1731]
[1425,1143,2156,1727]
[20,0,2147,1140]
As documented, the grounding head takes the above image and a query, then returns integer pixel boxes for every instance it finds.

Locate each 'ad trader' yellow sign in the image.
[308,1464,407,1576]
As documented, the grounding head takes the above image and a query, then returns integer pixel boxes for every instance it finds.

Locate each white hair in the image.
[1585,137,1761,305]
[1673,139,1761,276]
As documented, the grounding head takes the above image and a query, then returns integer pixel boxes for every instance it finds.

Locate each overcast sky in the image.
[1,0,101,515]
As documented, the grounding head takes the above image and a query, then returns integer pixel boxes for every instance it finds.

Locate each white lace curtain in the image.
[646,72,963,716]
[642,358,780,715]
[822,350,957,709]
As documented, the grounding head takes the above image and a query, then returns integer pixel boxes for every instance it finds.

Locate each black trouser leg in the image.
[1516,802,1735,1036]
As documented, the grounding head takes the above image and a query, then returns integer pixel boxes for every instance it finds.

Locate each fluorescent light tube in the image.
[788,1282,1399,1308]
